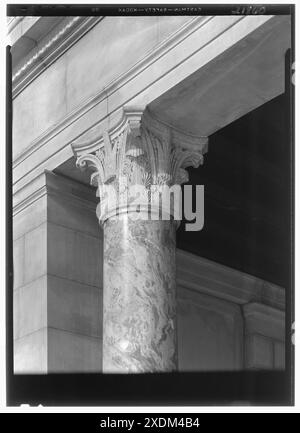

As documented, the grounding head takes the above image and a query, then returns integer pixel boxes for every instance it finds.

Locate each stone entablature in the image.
[11,16,103,98]
[13,14,287,198]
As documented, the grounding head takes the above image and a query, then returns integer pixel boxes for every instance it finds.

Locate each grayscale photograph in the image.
[6,3,294,408]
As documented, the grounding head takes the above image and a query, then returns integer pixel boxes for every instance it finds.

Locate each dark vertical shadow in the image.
[6,45,13,406]
[284,43,295,406]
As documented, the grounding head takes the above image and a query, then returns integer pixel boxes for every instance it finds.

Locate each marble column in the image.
[103,217,177,372]
[73,107,208,373]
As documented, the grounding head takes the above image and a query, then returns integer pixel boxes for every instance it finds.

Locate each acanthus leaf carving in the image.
[171,147,204,185]
[72,107,208,224]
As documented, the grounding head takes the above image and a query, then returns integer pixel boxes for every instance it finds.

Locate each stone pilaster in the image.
[72,107,208,373]
[13,171,102,373]
[243,303,285,370]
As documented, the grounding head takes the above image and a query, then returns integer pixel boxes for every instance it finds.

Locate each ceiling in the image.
[148,15,291,137]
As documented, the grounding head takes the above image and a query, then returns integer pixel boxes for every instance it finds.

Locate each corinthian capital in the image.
[71,106,208,224]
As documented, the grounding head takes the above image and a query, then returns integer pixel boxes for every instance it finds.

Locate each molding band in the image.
[12,16,103,98]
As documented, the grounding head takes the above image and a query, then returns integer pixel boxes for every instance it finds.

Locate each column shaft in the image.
[103,215,177,372]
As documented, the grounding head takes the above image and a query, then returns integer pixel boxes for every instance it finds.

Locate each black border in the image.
[6,4,295,407]
[7,4,293,16]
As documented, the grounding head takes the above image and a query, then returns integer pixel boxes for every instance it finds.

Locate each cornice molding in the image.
[243,302,285,322]
[7,17,25,34]
[12,15,210,169]
[12,17,80,81]
[176,249,285,311]
[13,170,97,217]
[12,16,103,98]
[242,302,285,340]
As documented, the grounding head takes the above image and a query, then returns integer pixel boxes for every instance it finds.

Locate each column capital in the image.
[71,106,208,224]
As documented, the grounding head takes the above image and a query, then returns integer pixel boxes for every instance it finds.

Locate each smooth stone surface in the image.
[48,222,102,288]
[103,215,177,373]
[24,223,47,285]
[47,274,102,338]
[65,16,191,113]
[48,328,102,373]
[177,288,243,371]
[146,16,291,136]
[245,334,273,370]
[13,236,25,289]
[13,193,47,240]
[14,276,47,340]
[13,54,68,158]
[14,328,48,374]
[47,193,99,239]
[274,342,285,370]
